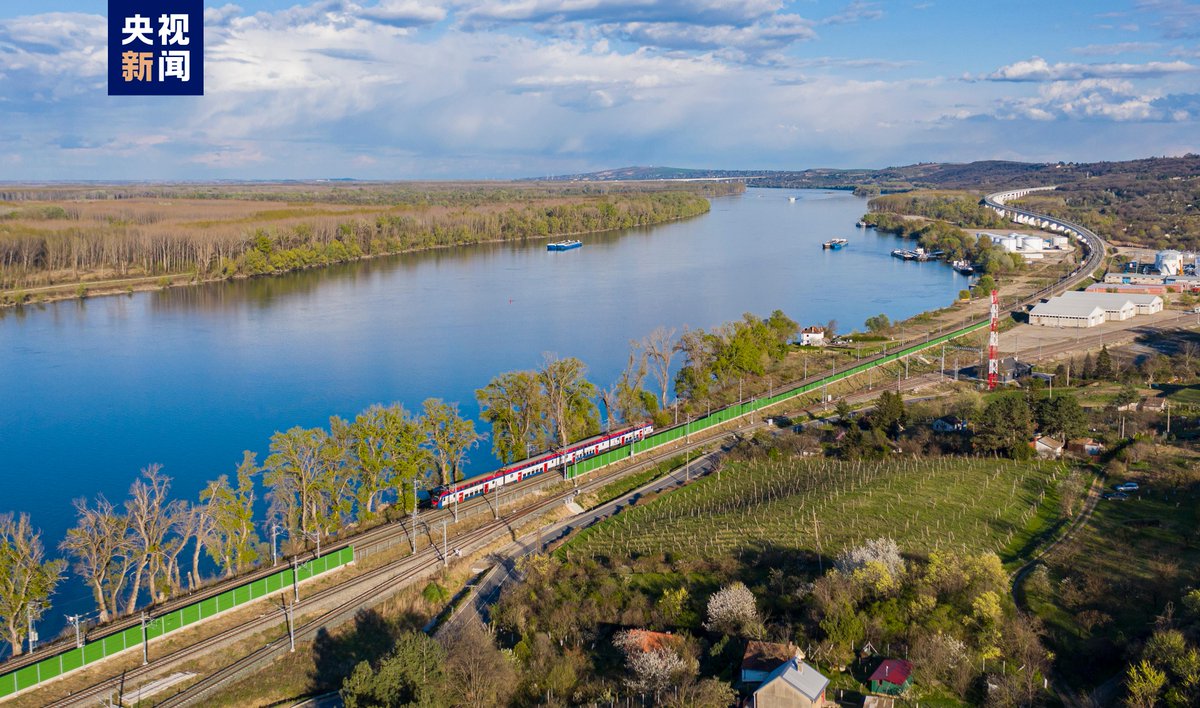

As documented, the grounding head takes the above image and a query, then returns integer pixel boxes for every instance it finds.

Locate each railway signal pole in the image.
[140,612,149,665]
[283,599,295,652]
[411,480,418,554]
[66,613,84,648]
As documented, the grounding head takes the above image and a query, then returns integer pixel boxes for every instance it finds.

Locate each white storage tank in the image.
[1020,235,1045,252]
[1156,250,1183,276]
[1051,235,1069,248]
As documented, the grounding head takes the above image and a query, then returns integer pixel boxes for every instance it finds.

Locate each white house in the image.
[799,326,826,346]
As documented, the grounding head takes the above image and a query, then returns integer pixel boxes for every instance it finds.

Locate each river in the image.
[0,187,971,630]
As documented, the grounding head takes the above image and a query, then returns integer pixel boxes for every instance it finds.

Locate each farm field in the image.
[566,454,1079,564]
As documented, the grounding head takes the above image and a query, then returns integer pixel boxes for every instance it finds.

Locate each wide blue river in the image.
[0,187,970,628]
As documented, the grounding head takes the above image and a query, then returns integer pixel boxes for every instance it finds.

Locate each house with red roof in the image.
[868,659,913,696]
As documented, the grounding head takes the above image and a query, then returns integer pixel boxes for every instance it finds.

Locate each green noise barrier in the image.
[568,321,988,479]
[0,546,354,698]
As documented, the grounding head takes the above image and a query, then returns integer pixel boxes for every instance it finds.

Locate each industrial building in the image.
[1058,290,1163,315]
[1029,299,1107,328]
[1029,290,1163,328]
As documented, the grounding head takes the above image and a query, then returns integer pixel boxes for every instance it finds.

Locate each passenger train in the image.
[430,423,654,508]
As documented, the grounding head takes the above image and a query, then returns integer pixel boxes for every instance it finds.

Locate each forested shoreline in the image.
[0,182,740,299]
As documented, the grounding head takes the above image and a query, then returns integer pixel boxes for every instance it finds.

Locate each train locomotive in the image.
[430,423,654,509]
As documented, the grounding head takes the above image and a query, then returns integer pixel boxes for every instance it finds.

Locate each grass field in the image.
[1022,447,1200,690]
[565,455,1075,564]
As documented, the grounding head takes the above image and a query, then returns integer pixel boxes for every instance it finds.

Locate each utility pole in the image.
[66,613,83,648]
[271,524,282,567]
[140,612,149,665]
[442,519,448,568]
[941,344,946,381]
[26,602,40,654]
[284,599,295,652]
[292,556,300,603]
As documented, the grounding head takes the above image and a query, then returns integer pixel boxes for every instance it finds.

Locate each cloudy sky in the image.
[2,0,1199,179]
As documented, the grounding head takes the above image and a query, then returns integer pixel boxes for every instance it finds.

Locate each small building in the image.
[742,641,798,684]
[1141,396,1167,413]
[618,629,678,654]
[799,327,826,347]
[868,659,913,696]
[1029,299,1106,328]
[965,356,1032,384]
[1032,435,1065,459]
[1068,438,1104,456]
[752,652,829,708]
[932,416,968,433]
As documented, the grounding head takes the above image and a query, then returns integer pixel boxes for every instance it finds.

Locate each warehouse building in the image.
[1029,299,1107,328]
[1059,290,1163,316]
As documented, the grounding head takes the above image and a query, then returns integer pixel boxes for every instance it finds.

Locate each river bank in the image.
[1,183,732,307]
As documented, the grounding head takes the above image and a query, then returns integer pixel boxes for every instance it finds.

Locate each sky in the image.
[1,1,1200,179]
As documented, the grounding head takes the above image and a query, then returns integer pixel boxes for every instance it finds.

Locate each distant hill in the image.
[533,156,1199,193]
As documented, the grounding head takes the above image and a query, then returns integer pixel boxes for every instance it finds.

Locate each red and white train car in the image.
[432,423,653,508]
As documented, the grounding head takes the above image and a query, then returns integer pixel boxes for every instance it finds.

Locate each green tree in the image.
[0,513,66,656]
[1126,659,1167,708]
[201,452,260,577]
[263,426,346,541]
[974,274,997,297]
[341,631,449,707]
[871,390,907,437]
[1095,345,1116,380]
[973,394,1035,458]
[537,355,600,449]
[421,399,484,485]
[348,404,425,519]
[477,371,546,463]
[865,313,891,333]
[1036,394,1087,440]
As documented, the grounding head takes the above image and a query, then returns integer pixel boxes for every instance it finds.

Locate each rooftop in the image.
[760,658,829,701]
[1029,299,1107,319]
[869,659,913,686]
[742,641,796,673]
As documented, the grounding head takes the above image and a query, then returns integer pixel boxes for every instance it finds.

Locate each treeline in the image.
[0,308,801,658]
[0,397,485,657]
[0,190,718,290]
[868,191,1010,229]
[863,212,1027,275]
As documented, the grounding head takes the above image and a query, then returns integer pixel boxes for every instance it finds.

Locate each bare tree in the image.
[440,615,516,706]
[641,326,677,410]
[124,465,179,611]
[0,513,66,656]
[60,496,132,622]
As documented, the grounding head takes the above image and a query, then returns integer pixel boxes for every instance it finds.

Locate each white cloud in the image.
[1071,42,1160,56]
[987,56,1197,81]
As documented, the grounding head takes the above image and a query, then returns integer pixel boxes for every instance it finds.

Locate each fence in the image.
[0,546,355,699]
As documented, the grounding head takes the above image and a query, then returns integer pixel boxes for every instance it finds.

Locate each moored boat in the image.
[547,240,583,251]
[952,260,976,275]
[822,238,849,250]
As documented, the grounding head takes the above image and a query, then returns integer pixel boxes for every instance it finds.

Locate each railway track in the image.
[37,430,740,707]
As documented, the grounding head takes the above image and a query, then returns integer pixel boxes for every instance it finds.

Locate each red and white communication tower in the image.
[987,289,1000,390]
